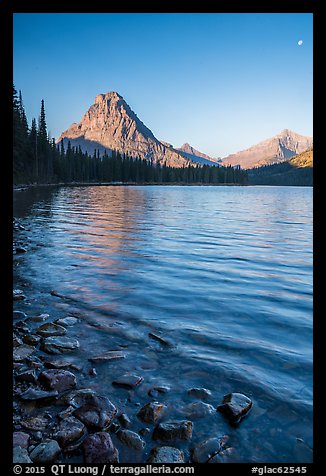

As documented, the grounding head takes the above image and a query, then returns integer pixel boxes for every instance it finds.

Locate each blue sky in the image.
[13,13,313,158]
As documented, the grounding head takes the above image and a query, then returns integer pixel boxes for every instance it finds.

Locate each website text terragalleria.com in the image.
[48,466,194,475]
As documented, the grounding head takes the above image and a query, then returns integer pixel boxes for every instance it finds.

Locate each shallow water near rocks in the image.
[13,185,313,463]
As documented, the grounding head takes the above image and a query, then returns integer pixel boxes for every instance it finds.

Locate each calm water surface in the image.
[13,185,313,463]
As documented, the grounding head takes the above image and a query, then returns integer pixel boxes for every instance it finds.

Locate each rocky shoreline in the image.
[13,216,253,464]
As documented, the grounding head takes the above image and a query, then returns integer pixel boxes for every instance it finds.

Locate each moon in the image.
[298,40,303,46]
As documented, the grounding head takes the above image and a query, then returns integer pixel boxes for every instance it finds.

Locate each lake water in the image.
[13,185,313,463]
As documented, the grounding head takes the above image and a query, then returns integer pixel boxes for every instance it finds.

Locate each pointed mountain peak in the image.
[95,91,123,104]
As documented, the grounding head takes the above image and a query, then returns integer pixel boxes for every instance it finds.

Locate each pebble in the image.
[16,369,38,384]
[25,314,50,323]
[153,420,193,442]
[112,374,144,389]
[118,413,132,428]
[13,432,30,448]
[41,336,80,354]
[36,323,67,337]
[30,439,61,463]
[217,392,253,424]
[19,388,58,401]
[39,369,77,392]
[89,350,126,363]
[55,416,87,449]
[23,334,41,346]
[73,395,117,430]
[83,432,119,463]
[137,402,167,424]
[13,289,26,301]
[13,446,32,463]
[21,415,51,431]
[148,386,171,398]
[13,344,35,362]
[187,387,212,400]
[117,429,146,451]
[148,446,185,463]
[44,359,73,369]
[13,310,28,320]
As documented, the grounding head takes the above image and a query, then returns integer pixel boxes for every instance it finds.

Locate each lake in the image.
[13,185,313,463]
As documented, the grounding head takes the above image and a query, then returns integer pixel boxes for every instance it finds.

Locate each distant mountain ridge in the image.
[221,129,313,169]
[57,92,191,168]
[177,143,222,166]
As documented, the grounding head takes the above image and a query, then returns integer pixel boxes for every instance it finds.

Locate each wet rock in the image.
[14,321,31,334]
[13,344,35,362]
[89,350,126,363]
[88,367,97,376]
[117,429,146,451]
[25,314,49,323]
[118,413,132,428]
[16,246,27,253]
[30,439,61,463]
[13,446,32,463]
[191,437,222,463]
[55,316,79,327]
[13,432,30,448]
[16,369,38,384]
[83,432,119,463]
[36,323,67,337]
[23,334,41,346]
[148,446,185,463]
[153,420,193,442]
[139,428,151,437]
[20,388,58,401]
[41,336,80,354]
[208,447,234,463]
[148,386,171,398]
[55,416,87,449]
[108,422,120,434]
[137,402,167,424]
[26,356,43,368]
[217,392,253,424]
[13,310,28,321]
[183,401,216,419]
[44,359,73,369]
[61,388,97,408]
[21,415,51,431]
[13,334,23,347]
[187,387,212,400]
[39,369,77,392]
[73,395,117,430]
[13,289,26,300]
[58,406,75,420]
[112,374,144,389]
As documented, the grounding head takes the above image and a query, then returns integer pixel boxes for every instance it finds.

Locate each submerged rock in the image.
[117,429,146,451]
[73,395,117,430]
[148,332,174,348]
[30,439,61,463]
[191,437,222,463]
[55,416,87,449]
[153,420,193,442]
[55,316,79,327]
[89,350,126,363]
[13,310,28,321]
[182,401,216,419]
[112,374,144,389]
[25,314,50,323]
[36,323,67,337]
[83,432,119,463]
[39,369,77,392]
[23,334,41,346]
[208,447,234,463]
[187,387,212,400]
[13,345,35,362]
[137,402,167,424]
[148,446,185,463]
[13,446,32,463]
[217,392,253,424]
[13,289,26,301]
[15,246,27,254]
[41,336,80,354]
[19,388,58,401]
[148,386,171,398]
[118,413,132,429]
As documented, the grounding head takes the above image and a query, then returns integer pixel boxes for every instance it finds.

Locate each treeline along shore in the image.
[13,86,248,186]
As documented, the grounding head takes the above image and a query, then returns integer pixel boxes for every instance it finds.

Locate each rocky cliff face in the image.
[57,92,190,168]
[221,129,313,169]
